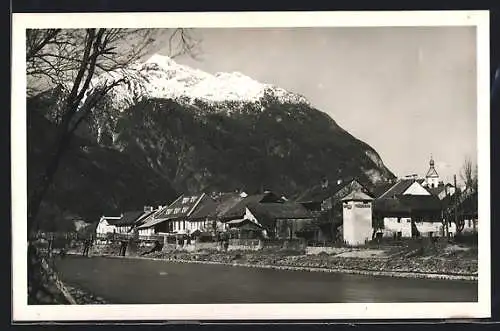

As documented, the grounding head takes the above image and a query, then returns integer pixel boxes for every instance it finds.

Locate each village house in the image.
[207,190,314,240]
[96,215,122,236]
[296,177,374,241]
[96,207,155,236]
[136,194,211,236]
[184,198,219,234]
[216,191,283,237]
[372,178,446,238]
[246,201,315,240]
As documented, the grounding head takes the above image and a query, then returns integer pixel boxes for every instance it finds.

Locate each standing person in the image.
[82,237,88,257]
[223,232,229,252]
[120,239,128,256]
[82,235,92,257]
[87,235,94,257]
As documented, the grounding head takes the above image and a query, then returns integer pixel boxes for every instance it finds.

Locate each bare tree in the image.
[27,28,199,235]
[26,28,199,304]
[451,157,478,234]
[460,157,478,194]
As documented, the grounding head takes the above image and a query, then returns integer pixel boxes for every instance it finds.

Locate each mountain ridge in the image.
[83,54,310,113]
[28,55,396,228]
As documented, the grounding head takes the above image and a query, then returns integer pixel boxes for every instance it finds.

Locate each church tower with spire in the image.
[425,155,440,188]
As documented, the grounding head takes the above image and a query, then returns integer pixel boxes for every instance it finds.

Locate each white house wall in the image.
[138,228,155,237]
[403,182,431,195]
[381,217,412,237]
[96,219,117,235]
[415,221,444,236]
[462,219,478,233]
[114,226,131,234]
[186,219,211,232]
[342,201,373,246]
[382,218,459,238]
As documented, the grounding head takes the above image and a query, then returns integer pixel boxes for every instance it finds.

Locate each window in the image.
[397,218,401,223]
[165,209,172,215]
[174,208,181,214]
[407,219,411,223]
[190,196,198,203]
[182,198,190,204]
[468,220,472,227]
[181,206,189,213]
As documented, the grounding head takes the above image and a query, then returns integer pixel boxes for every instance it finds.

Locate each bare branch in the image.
[26,29,61,61]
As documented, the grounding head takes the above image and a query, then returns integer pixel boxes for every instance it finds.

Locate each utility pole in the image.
[454,174,458,233]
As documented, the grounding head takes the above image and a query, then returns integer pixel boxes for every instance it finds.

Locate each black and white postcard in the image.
[11,10,491,321]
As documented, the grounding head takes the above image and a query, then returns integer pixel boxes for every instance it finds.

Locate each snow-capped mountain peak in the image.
[86,53,310,112]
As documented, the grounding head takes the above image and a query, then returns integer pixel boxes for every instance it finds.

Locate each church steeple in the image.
[425,154,439,188]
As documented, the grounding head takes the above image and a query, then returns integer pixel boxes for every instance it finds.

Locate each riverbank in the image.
[55,255,478,303]
[76,244,477,282]
[104,254,477,281]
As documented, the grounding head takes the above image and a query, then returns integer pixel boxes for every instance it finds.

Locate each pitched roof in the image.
[370,182,396,198]
[136,215,169,230]
[372,198,410,214]
[373,195,442,215]
[212,192,246,216]
[427,186,446,197]
[107,211,144,226]
[295,177,373,204]
[219,192,282,220]
[247,201,313,227]
[133,210,156,226]
[227,218,262,229]
[341,191,374,201]
[154,193,206,220]
[187,196,219,220]
[378,179,417,199]
[295,181,348,203]
[397,195,442,211]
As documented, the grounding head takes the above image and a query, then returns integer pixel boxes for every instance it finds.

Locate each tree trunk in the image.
[27,126,78,304]
[28,241,76,304]
[28,128,74,236]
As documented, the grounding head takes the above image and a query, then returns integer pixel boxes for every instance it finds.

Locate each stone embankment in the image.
[105,246,478,282]
[64,239,478,282]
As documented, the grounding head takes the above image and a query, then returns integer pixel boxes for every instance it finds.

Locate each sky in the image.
[158,27,477,184]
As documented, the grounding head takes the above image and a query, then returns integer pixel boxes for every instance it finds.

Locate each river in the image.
[55,255,477,304]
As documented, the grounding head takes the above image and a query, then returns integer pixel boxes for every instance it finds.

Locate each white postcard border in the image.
[11,10,491,321]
